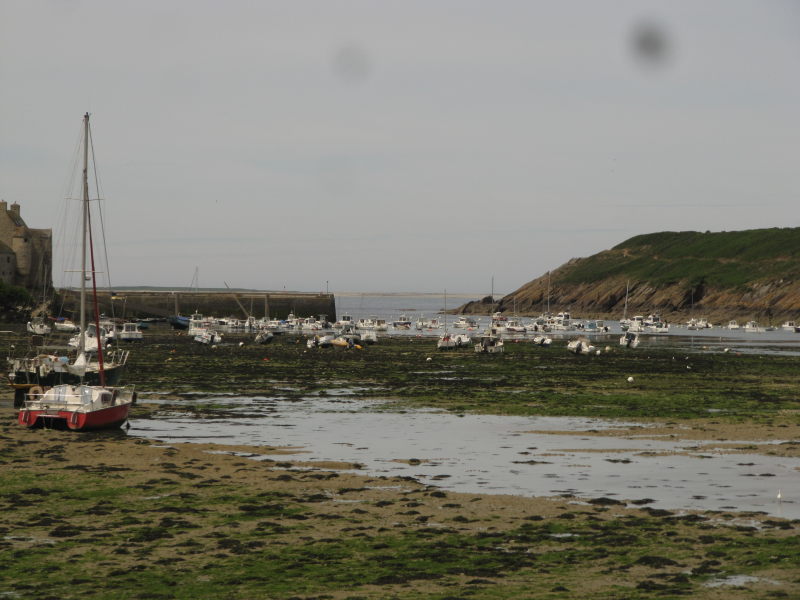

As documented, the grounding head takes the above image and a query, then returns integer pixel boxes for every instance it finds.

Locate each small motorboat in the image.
[620,332,639,348]
[567,337,597,355]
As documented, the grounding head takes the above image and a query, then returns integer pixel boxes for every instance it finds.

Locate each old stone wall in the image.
[56,290,337,322]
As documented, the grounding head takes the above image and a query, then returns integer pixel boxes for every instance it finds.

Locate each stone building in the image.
[0,201,52,293]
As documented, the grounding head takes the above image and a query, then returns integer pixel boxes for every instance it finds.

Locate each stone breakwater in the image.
[56,290,337,321]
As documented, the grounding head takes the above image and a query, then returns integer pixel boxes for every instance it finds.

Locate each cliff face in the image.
[457,228,800,322]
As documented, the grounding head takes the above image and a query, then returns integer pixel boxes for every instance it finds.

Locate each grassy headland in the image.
[459,227,800,321]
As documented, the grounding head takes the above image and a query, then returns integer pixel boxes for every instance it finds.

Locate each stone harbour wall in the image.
[57,290,337,322]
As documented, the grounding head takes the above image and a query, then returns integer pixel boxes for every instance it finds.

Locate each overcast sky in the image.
[1,1,798,294]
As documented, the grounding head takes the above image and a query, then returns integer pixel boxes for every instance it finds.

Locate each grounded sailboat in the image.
[475,278,504,354]
[437,290,470,350]
[18,113,135,430]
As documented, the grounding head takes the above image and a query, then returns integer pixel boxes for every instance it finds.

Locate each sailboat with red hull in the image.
[18,113,135,431]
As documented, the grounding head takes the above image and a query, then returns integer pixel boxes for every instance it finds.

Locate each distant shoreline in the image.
[64,286,493,299]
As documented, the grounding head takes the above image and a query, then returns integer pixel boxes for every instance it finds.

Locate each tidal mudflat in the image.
[132,396,800,519]
[2,328,799,598]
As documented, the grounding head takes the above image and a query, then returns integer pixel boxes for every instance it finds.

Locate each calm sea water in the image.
[333,293,481,321]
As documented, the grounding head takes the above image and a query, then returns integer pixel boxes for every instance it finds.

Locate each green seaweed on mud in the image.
[2,328,800,599]
[69,329,800,423]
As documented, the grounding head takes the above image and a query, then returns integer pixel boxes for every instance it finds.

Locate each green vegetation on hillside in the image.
[556,227,800,288]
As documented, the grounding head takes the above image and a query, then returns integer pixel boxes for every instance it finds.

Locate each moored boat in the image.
[119,322,143,342]
[474,335,504,353]
[392,314,413,329]
[17,113,133,431]
[53,318,80,333]
[26,318,51,335]
[567,337,597,355]
[19,384,135,430]
[620,331,640,348]
[743,320,763,333]
[452,316,478,330]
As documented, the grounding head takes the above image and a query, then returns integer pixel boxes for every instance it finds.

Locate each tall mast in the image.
[78,113,89,355]
[546,271,551,314]
[623,280,629,320]
[443,289,447,333]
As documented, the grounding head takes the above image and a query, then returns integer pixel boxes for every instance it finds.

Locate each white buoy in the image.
[777,489,782,502]
[595,350,601,356]
[238,341,244,347]
[686,365,691,370]
[426,357,432,361]
[724,348,730,353]
[627,376,634,383]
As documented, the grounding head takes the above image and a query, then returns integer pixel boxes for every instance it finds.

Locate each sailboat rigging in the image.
[475,278,504,353]
[18,113,135,430]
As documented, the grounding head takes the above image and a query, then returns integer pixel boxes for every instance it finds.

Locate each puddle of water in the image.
[131,396,800,519]
[703,574,781,588]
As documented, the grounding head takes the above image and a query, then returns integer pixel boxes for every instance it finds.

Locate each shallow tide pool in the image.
[131,396,800,519]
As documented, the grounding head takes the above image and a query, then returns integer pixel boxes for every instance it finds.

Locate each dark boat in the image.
[168,315,190,330]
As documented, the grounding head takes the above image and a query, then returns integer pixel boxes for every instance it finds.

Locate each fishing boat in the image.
[504,318,526,333]
[18,113,134,430]
[335,313,355,328]
[392,314,412,329]
[627,315,646,332]
[743,320,764,333]
[119,322,144,342]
